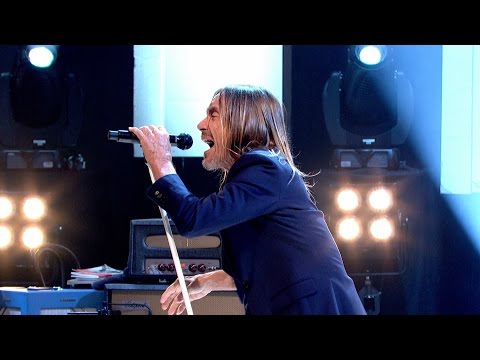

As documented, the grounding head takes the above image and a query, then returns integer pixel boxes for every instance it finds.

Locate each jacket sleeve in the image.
[146,151,288,237]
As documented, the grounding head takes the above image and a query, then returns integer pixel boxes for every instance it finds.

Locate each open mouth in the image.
[203,139,214,148]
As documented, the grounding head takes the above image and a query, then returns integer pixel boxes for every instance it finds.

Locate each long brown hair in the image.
[214,85,312,190]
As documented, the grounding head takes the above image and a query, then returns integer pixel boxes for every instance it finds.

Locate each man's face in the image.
[197,94,223,171]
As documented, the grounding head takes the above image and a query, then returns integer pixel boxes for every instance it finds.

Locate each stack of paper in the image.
[71,264,123,279]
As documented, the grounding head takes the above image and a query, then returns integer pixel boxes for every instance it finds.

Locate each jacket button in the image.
[242,281,249,290]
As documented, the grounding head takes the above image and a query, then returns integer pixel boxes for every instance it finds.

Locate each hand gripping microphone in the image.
[108,130,193,150]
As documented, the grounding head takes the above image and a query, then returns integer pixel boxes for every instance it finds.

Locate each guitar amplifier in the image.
[126,218,222,285]
[105,283,245,315]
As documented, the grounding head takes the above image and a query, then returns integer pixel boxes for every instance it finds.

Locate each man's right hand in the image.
[160,269,237,315]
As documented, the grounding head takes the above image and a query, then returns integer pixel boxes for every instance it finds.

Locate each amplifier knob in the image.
[188,264,197,272]
[157,263,167,271]
[198,264,206,272]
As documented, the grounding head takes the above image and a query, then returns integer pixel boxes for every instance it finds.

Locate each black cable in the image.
[30,248,47,287]
[31,247,65,287]
[30,243,81,287]
[45,243,81,269]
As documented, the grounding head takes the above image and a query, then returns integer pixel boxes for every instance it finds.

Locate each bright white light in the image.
[336,188,361,212]
[441,45,480,194]
[441,45,480,256]
[21,226,45,249]
[367,187,393,212]
[23,196,46,221]
[0,225,13,249]
[28,46,55,68]
[369,216,395,241]
[357,45,386,66]
[0,196,14,220]
[336,216,362,241]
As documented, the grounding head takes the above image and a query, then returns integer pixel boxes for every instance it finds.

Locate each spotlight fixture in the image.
[323,45,414,170]
[0,192,49,251]
[0,190,78,287]
[22,196,46,221]
[10,45,68,131]
[0,45,85,170]
[355,45,388,66]
[26,45,58,69]
[327,182,407,276]
[21,225,45,249]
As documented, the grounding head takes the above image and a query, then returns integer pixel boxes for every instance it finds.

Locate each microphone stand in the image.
[147,166,194,315]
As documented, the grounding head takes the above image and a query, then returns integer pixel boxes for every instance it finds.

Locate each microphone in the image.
[107,130,193,150]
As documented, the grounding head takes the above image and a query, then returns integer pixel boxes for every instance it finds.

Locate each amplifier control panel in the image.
[145,258,220,276]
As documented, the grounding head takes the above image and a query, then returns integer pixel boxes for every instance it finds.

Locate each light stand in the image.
[358,275,382,315]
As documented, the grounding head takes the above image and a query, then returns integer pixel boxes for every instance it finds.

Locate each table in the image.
[0,286,105,315]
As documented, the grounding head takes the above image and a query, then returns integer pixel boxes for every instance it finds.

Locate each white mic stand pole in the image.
[147,167,194,315]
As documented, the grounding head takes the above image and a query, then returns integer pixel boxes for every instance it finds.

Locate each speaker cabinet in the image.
[106,284,244,315]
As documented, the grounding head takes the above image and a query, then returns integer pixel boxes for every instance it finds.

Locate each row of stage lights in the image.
[328,182,408,275]
[0,194,47,250]
[331,184,398,243]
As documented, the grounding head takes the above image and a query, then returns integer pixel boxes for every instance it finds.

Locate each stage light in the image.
[21,225,45,249]
[0,196,14,220]
[327,181,406,275]
[356,45,387,66]
[0,190,78,286]
[323,45,414,169]
[26,45,58,69]
[336,216,363,242]
[368,216,395,242]
[367,186,393,212]
[0,192,49,252]
[321,46,418,313]
[0,45,84,169]
[336,187,361,212]
[0,225,13,249]
[10,45,65,130]
[0,192,49,249]
[22,196,46,221]
[0,191,52,284]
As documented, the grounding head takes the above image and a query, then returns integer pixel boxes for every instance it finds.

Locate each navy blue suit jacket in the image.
[147,149,366,315]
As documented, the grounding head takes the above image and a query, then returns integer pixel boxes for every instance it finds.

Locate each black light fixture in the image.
[0,45,84,169]
[326,181,408,276]
[0,190,81,287]
[323,45,414,169]
[10,45,64,130]
[311,163,425,314]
